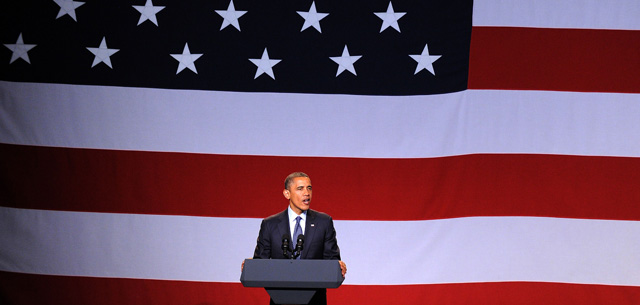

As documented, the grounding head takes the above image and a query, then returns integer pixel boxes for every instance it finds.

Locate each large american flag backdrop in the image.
[1,0,639,304]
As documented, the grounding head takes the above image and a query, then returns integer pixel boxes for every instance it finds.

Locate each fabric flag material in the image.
[1,0,639,304]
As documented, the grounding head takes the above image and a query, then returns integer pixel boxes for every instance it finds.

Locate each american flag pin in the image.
[311,224,315,227]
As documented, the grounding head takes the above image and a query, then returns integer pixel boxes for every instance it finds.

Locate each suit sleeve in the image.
[322,216,341,260]
[253,219,271,259]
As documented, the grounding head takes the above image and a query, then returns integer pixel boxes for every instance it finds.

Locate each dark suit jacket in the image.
[253,209,341,260]
[253,209,341,305]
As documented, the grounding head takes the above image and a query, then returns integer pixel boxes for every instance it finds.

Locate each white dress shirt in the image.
[287,206,306,241]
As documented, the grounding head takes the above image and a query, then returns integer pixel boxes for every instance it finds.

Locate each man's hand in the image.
[339,260,347,277]
[241,258,251,272]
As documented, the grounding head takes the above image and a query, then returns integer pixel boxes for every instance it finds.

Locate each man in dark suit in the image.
[251,172,346,305]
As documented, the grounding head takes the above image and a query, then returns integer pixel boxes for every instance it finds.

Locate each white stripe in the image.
[1,81,639,158]
[1,207,639,286]
[473,0,640,30]
[0,207,260,282]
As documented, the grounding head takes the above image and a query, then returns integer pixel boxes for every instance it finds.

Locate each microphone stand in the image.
[282,235,291,258]
[291,249,301,259]
[291,235,304,259]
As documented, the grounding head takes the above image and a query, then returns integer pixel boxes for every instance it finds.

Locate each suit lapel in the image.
[302,209,317,259]
[276,210,291,249]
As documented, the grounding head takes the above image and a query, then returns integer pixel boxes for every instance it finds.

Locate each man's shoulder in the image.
[262,209,334,222]
[263,209,287,223]
[308,209,333,221]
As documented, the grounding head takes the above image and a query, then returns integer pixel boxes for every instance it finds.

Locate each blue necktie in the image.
[293,216,302,259]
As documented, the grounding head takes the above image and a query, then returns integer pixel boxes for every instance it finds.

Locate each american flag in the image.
[1,0,640,304]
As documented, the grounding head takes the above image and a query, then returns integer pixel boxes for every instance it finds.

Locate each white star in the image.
[86,37,119,68]
[329,45,362,76]
[409,43,441,75]
[215,0,247,31]
[133,0,165,26]
[4,33,37,64]
[170,43,203,74]
[249,48,281,80]
[297,2,329,33]
[53,0,85,22]
[374,2,405,33]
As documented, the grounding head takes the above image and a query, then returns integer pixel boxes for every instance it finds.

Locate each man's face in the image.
[284,177,312,215]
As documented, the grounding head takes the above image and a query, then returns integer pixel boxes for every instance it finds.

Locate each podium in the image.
[241,259,344,305]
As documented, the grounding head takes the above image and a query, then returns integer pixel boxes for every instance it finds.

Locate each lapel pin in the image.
[311,224,315,227]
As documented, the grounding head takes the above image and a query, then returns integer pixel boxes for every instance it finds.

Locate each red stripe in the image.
[2,143,640,220]
[330,282,640,305]
[1,271,638,305]
[0,271,268,305]
[468,27,640,93]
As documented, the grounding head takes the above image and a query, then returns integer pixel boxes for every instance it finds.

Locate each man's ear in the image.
[283,189,290,199]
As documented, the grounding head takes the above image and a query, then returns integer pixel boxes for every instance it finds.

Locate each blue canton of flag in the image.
[1,0,472,95]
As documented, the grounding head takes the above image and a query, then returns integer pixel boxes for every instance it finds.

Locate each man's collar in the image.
[287,206,307,221]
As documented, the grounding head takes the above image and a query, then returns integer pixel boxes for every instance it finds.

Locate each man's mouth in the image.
[303,199,310,204]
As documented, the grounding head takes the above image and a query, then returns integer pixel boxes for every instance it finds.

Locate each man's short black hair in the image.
[284,172,310,190]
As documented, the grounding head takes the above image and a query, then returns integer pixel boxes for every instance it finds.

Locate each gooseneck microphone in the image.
[292,234,305,259]
[281,234,290,258]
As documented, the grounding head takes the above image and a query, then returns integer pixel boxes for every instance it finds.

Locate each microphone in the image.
[293,234,305,258]
[281,234,290,257]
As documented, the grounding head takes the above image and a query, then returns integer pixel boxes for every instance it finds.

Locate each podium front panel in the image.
[241,259,344,289]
